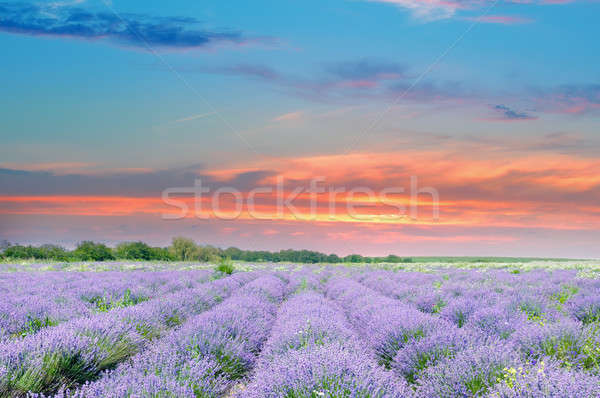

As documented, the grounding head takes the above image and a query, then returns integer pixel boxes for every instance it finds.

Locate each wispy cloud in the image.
[536,84,600,115]
[367,0,572,21]
[325,59,406,87]
[193,59,598,119]
[489,104,537,120]
[215,64,281,80]
[0,162,95,175]
[197,59,454,104]
[464,15,534,24]
[366,0,468,20]
[272,111,304,122]
[174,112,216,123]
[0,2,263,50]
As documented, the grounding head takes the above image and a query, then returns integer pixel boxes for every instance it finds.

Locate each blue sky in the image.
[1,0,599,256]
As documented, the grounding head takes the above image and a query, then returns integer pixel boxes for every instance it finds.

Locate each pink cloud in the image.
[272,111,304,122]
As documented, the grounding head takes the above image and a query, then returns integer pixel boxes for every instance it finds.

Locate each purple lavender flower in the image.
[240,342,411,398]
[414,344,517,397]
[488,359,600,398]
[393,328,484,383]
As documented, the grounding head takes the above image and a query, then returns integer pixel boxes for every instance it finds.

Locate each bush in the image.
[115,241,153,260]
[72,241,115,261]
[198,245,222,263]
[215,258,235,275]
[3,244,39,259]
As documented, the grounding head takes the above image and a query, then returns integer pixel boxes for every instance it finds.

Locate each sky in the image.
[1,0,599,257]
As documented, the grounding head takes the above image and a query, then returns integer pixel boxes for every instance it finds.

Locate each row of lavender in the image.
[0,270,214,340]
[239,288,409,396]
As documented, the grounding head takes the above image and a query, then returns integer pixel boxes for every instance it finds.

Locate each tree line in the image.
[0,237,414,264]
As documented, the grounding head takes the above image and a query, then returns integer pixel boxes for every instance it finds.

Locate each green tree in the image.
[38,244,70,260]
[3,245,36,259]
[148,247,174,261]
[72,241,115,261]
[115,241,153,260]
[326,253,341,263]
[384,254,403,263]
[223,246,243,260]
[169,237,198,261]
[197,245,222,263]
[344,254,365,263]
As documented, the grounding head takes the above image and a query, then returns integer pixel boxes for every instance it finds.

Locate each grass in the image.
[538,326,600,372]
[12,315,58,338]
[215,257,235,275]
[85,288,148,312]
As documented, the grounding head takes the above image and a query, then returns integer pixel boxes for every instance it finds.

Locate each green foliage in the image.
[378,328,426,369]
[578,307,600,325]
[432,298,447,314]
[344,254,367,263]
[378,254,413,263]
[8,351,95,395]
[454,310,467,328]
[222,247,344,264]
[198,245,222,263]
[165,314,183,328]
[169,237,199,261]
[72,241,115,261]
[135,322,158,340]
[115,241,151,260]
[405,347,455,384]
[463,364,505,396]
[86,289,147,312]
[537,326,600,372]
[212,348,247,380]
[551,285,579,305]
[3,237,576,265]
[188,337,249,381]
[215,257,235,275]
[519,302,547,325]
[12,315,58,338]
[3,244,71,261]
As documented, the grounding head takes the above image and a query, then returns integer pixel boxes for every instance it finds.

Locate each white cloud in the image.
[367,0,465,20]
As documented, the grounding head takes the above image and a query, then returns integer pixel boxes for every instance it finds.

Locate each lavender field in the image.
[1,263,600,397]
